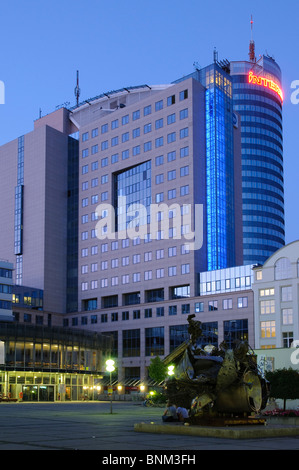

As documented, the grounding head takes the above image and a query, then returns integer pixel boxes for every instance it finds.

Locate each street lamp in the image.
[167,365,175,377]
[105,359,115,414]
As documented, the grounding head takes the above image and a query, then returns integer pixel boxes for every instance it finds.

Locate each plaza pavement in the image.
[0,401,298,453]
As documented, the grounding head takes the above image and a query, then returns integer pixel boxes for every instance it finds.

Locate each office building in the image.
[0,109,79,314]
[230,46,285,264]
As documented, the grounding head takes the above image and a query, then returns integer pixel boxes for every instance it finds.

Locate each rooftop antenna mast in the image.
[74,70,81,107]
[249,15,256,62]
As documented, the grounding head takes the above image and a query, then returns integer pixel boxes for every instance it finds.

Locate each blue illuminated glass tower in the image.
[230,54,285,265]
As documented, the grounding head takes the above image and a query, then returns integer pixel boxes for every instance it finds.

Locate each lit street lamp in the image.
[105,359,115,414]
[167,365,175,377]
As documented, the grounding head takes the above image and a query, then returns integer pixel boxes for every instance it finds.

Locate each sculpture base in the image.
[134,422,299,439]
[187,415,266,426]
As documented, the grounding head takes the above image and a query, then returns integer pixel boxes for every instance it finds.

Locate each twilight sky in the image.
[0,0,298,245]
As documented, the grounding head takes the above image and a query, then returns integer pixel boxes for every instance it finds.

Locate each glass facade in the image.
[202,65,235,270]
[114,161,151,233]
[67,136,79,313]
[230,56,285,264]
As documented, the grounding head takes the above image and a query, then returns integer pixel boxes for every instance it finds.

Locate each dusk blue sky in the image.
[0,0,298,245]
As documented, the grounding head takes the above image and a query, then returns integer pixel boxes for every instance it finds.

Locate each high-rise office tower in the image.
[229,36,285,265]
[0,109,79,314]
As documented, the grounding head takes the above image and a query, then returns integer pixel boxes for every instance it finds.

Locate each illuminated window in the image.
[261,321,276,338]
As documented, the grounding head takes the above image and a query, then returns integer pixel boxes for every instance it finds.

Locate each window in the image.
[91,161,98,171]
[156,249,164,259]
[123,329,140,357]
[101,314,108,323]
[260,288,275,297]
[133,310,140,320]
[208,300,218,311]
[169,305,177,315]
[122,311,129,321]
[91,144,98,155]
[181,264,190,274]
[180,127,188,139]
[167,151,176,162]
[256,270,263,280]
[144,270,152,281]
[144,141,152,152]
[156,173,164,184]
[101,123,108,134]
[111,136,118,147]
[91,315,98,324]
[144,123,152,134]
[195,302,204,313]
[167,95,175,106]
[168,266,177,277]
[82,164,88,174]
[180,146,189,158]
[155,118,163,129]
[283,332,294,348]
[238,297,248,308]
[281,286,292,302]
[121,132,130,143]
[145,308,152,318]
[82,132,89,142]
[167,132,176,143]
[260,300,275,314]
[156,268,164,279]
[132,127,140,138]
[133,145,140,156]
[261,321,276,338]
[181,304,190,314]
[132,110,140,121]
[168,246,177,257]
[111,119,119,129]
[223,298,232,310]
[156,307,164,317]
[168,189,176,200]
[155,155,164,166]
[179,89,188,100]
[155,100,163,111]
[121,149,130,160]
[144,105,151,116]
[282,308,293,325]
[275,257,292,280]
[155,136,163,148]
[133,272,140,282]
[82,148,89,158]
[167,113,176,125]
[180,108,188,120]
[180,165,189,177]
[101,140,108,151]
[111,312,118,322]
[168,170,176,181]
[145,327,164,356]
[180,184,189,196]
[122,114,129,125]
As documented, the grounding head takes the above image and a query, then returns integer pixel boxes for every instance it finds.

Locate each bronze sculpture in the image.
[163,315,269,424]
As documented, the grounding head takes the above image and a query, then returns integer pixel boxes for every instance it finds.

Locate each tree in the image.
[265,368,299,410]
[148,356,167,383]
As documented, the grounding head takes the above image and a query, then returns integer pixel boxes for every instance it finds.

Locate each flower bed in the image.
[262,409,299,418]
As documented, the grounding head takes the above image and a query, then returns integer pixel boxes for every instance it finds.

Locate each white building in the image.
[252,240,299,350]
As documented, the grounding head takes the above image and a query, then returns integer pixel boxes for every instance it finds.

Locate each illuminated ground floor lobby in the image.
[0,370,104,402]
[0,321,112,402]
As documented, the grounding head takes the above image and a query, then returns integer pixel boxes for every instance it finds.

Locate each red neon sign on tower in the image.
[248,71,283,102]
